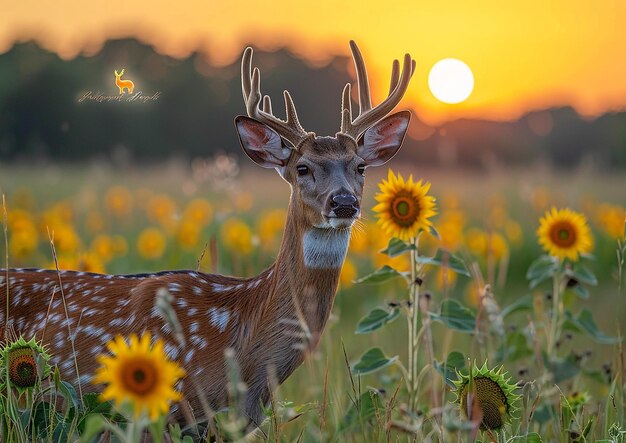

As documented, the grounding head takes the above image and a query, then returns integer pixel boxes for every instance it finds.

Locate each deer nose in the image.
[330,193,358,218]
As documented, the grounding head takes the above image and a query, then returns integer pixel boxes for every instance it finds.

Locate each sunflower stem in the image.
[547,265,563,356]
[411,239,419,413]
[407,244,415,412]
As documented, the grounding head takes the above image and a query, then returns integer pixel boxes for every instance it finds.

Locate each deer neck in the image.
[270,198,351,339]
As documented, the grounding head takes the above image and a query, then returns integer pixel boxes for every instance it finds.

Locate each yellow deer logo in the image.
[114,69,134,95]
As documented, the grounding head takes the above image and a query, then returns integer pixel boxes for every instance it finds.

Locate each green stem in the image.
[547,266,563,356]
[410,236,425,413]
[407,244,416,412]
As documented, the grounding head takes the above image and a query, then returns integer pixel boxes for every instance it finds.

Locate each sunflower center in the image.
[133,369,146,383]
[390,193,421,227]
[122,359,158,396]
[549,221,577,248]
[17,362,35,379]
[396,201,409,216]
[460,376,508,431]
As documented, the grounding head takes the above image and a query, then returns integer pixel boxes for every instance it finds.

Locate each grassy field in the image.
[0,161,625,442]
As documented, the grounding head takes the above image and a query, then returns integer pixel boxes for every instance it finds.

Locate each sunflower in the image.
[0,337,51,393]
[373,170,437,241]
[137,227,167,260]
[537,207,592,261]
[221,217,254,255]
[93,333,186,421]
[453,361,521,431]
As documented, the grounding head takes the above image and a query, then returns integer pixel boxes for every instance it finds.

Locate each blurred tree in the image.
[0,39,625,170]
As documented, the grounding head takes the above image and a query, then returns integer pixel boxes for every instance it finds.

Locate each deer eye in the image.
[296,165,309,176]
[357,164,366,176]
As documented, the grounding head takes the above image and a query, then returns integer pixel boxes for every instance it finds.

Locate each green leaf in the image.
[52,422,70,443]
[79,414,106,443]
[428,225,441,240]
[549,353,581,384]
[57,380,80,412]
[434,351,466,387]
[339,390,383,431]
[416,249,470,277]
[354,265,405,284]
[532,404,555,424]
[563,309,623,344]
[496,331,533,361]
[509,433,543,442]
[82,392,113,415]
[571,283,590,299]
[29,401,61,431]
[430,299,476,333]
[526,255,559,288]
[567,263,598,286]
[380,238,416,257]
[355,307,401,334]
[352,347,398,375]
[501,294,533,318]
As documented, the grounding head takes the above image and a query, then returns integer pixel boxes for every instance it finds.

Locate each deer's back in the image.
[0,268,269,415]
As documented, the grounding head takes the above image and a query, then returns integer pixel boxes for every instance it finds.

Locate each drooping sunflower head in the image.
[537,207,593,261]
[93,332,186,421]
[373,170,437,241]
[0,336,51,393]
[453,361,521,432]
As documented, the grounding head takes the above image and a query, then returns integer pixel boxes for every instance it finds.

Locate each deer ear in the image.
[235,116,292,168]
[357,111,411,166]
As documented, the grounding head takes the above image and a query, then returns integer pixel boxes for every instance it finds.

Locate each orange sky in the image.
[1,0,625,125]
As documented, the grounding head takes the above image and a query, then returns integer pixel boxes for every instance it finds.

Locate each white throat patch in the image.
[302,228,351,269]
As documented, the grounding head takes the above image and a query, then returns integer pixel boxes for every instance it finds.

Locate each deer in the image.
[114,68,134,94]
[0,41,415,431]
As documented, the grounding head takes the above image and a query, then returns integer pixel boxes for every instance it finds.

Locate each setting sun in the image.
[428,58,474,104]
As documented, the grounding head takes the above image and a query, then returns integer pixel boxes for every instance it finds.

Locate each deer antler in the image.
[340,41,415,140]
[241,47,310,148]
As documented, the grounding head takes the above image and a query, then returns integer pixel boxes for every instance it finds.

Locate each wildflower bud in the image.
[388,301,400,308]
[423,292,432,300]
[406,300,413,308]
[414,277,423,286]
